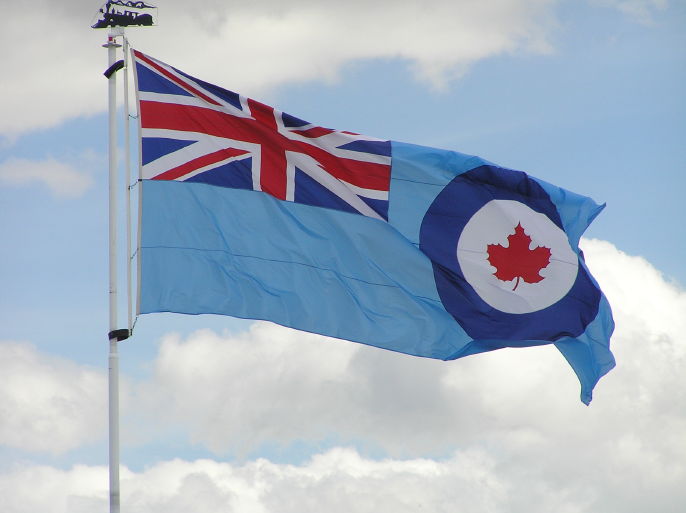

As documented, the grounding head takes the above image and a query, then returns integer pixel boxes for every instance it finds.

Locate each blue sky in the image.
[1,1,685,512]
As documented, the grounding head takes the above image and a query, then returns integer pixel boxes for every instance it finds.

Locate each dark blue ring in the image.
[419,165,600,342]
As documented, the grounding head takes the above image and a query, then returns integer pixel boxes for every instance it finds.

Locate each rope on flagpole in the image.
[134,46,145,329]
[123,35,134,335]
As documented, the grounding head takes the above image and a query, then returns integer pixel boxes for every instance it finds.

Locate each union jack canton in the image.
[132,50,392,220]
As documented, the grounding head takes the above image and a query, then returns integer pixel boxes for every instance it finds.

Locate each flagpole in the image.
[93,4,156,511]
[104,28,123,513]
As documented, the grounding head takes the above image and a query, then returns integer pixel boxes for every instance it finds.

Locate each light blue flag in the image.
[135,50,615,404]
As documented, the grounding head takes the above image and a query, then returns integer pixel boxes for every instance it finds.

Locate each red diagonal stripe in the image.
[152,147,249,181]
[291,126,335,138]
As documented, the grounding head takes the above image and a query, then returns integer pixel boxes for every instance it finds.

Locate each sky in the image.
[0,0,685,512]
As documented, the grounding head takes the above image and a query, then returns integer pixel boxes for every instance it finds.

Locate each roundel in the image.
[458,199,578,314]
[419,165,600,341]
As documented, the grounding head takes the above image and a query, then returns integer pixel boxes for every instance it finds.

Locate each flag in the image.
[133,50,615,404]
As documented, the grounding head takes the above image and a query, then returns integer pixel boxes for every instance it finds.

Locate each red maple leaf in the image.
[486,223,551,291]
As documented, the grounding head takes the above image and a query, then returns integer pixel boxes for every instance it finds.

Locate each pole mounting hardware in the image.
[108,329,131,342]
[104,60,126,79]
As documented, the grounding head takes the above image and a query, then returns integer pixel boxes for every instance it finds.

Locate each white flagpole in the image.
[96,8,155,511]
[104,28,123,513]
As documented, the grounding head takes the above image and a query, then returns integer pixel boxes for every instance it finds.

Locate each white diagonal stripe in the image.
[141,128,259,180]
[286,151,383,220]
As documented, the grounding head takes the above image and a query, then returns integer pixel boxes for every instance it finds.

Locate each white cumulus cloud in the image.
[0,463,109,513]
[0,341,107,454]
[1,1,672,139]
[591,0,669,23]
[2,437,684,513]
[1,0,554,139]
[0,240,683,512]
[125,239,685,512]
[0,156,94,198]
[0,449,540,513]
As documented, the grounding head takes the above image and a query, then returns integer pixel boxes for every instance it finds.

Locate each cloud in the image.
[0,341,107,455]
[120,450,503,513]
[2,1,674,139]
[126,238,685,512]
[0,156,94,198]
[590,0,669,23]
[1,239,682,511]
[0,449,558,513]
[0,463,108,513]
[2,0,559,139]
[1,1,105,139]
[132,324,360,455]
[2,436,684,513]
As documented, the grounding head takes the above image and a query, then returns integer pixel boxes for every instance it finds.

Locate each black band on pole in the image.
[108,328,130,341]
[104,60,125,78]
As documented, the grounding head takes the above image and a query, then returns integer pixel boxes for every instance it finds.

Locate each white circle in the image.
[456,200,578,314]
